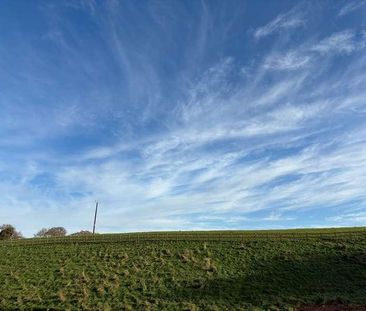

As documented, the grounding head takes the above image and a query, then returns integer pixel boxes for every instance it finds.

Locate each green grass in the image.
[1,228,366,310]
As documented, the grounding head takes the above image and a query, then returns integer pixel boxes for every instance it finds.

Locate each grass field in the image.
[1,228,366,310]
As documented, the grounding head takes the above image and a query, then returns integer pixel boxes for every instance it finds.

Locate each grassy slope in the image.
[0,228,366,310]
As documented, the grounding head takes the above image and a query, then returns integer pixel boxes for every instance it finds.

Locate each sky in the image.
[1,1,366,237]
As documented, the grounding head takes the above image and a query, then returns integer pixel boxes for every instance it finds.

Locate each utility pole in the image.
[93,201,98,234]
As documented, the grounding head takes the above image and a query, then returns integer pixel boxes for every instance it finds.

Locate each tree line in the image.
[0,224,92,240]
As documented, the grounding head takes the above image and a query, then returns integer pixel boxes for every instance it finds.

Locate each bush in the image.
[70,230,93,236]
[0,224,23,240]
[35,227,67,237]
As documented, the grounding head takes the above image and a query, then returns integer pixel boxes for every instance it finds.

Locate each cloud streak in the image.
[253,6,305,39]
[338,1,366,17]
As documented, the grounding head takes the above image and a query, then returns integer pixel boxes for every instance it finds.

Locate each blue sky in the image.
[1,1,366,236]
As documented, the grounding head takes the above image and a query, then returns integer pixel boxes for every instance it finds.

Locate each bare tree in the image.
[34,228,48,237]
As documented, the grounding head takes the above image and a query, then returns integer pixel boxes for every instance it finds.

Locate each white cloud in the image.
[338,1,366,17]
[328,211,366,223]
[262,30,366,74]
[310,30,362,55]
[32,53,366,233]
[253,8,305,39]
[263,211,295,221]
[264,51,310,70]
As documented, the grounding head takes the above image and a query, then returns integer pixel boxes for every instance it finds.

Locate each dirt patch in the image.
[298,305,366,311]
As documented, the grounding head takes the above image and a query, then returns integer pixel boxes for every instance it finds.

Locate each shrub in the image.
[70,230,93,236]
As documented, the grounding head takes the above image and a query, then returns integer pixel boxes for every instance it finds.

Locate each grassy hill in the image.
[1,228,366,310]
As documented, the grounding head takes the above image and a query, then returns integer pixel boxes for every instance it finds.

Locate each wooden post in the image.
[93,201,98,234]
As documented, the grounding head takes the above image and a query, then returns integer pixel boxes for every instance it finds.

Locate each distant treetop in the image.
[35,227,67,238]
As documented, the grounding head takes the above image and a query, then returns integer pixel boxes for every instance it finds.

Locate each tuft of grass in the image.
[58,290,66,303]
[97,284,105,297]
[202,257,217,272]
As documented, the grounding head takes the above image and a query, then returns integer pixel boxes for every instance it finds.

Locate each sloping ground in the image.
[0,229,366,310]
[3,227,366,246]
[298,304,366,311]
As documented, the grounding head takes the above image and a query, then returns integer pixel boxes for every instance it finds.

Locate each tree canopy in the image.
[0,224,23,240]
[35,227,67,237]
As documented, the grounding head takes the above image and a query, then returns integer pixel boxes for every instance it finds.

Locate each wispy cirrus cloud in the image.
[1,1,366,236]
[264,29,366,72]
[338,1,366,17]
[47,35,366,231]
[263,51,310,70]
[253,7,305,39]
[328,210,366,223]
[310,30,365,55]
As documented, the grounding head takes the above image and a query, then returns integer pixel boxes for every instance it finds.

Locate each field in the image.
[1,228,366,310]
